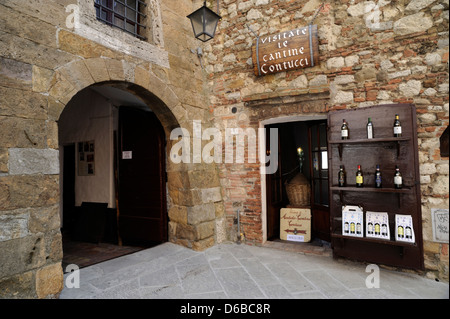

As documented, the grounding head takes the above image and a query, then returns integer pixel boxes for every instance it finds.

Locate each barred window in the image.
[94,0,147,40]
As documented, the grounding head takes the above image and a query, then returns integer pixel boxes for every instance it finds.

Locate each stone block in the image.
[399,80,422,97]
[0,235,45,279]
[195,221,215,240]
[0,57,32,90]
[187,203,216,225]
[28,205,60,234]
[36,263,63,298]
[0,271,35,299]
[48,72,77,105]
[59,60,95,91]
[57,30,120,60]
[0,175,59,210]
[393,12,433,36]
[32,65,54,93]
[0,116,47,148]
[8,148,59,175]
[201,187,222,204]
[327,57,345,69]
[0,148,8,173]
[104,58,125,81]
[0,210,29,242]
[0,86,48,120]
[192,236,215,251]
[84,58,110,83]
[168,205,188,224]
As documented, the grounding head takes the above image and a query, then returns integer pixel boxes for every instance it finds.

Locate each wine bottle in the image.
[394,165,402,189]
[344,222,349,234]
[405,226,412,239]
[367,117,373,139]
[375,223,380,235]
[393,114,402,137]
[381,223,388,237]
[398,225,404,239]
[368,222,374,235]
[356,165,363,187]
[350,222,355,234]
[375,164,382,188]
[338,165,346,187]
[341,119,349,140]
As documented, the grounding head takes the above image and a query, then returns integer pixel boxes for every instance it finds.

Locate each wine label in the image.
[341,130,348,137]
[356,176,363,184]
[394,126,402,134]
[367,126,373,139]
[394,176,402,185]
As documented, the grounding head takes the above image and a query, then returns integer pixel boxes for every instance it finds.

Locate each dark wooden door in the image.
[63,144,76,230]
[266,126,283,240]
[118,106,167,246]
[309,122,330,241]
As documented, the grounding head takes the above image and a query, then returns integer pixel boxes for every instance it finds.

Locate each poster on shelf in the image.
[366,211,390,240]
[342,205,364,237]
[395,214,415,243]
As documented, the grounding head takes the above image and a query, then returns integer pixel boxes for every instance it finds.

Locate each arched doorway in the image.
[59,82,169,268]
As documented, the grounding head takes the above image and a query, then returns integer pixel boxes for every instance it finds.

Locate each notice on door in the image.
[280,208,311,242]
[122,151,132,159]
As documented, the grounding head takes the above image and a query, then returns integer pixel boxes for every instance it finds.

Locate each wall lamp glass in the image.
[187,1,221,42]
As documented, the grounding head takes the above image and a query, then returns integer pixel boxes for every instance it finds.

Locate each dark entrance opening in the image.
[59,85,168,270]
[265,119,330,246]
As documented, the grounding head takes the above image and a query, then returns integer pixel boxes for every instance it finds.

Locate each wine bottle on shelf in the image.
[393,114,402,137]
[341,119,349,140]
[394,165,403,189]
[375,164,382,188]
[356,165,363,187]
[338,165,346,187]
[367,117,374,139]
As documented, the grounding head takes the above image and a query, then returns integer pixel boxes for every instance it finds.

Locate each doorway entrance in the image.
[59,85,168,269]
[264,117,330,244]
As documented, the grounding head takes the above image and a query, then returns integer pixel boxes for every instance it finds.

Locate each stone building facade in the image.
[0,0,448,298]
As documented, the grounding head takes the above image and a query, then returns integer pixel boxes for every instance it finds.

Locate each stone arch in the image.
[49,57,224,251]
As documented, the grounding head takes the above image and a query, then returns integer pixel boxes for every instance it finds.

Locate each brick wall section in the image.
[203,0,449,280]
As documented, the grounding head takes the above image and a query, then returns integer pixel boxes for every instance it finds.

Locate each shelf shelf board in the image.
[329,137,410,144]
[331,233,417,247]
[330,186,413,194]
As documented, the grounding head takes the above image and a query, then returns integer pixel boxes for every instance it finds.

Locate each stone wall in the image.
[0,0,224,298]
[203,0,449,280]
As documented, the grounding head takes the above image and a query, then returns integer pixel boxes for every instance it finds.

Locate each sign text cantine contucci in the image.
[252,25,319,76]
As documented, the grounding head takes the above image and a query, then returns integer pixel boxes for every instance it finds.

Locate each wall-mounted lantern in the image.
[187,1,221,42]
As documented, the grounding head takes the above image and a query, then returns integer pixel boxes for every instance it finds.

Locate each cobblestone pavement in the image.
[60,242,449,299]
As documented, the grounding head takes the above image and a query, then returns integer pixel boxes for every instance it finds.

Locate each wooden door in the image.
[265,125,283,240]
[62,144,76,230]
[309,122,330,241]
[118,106,167,246]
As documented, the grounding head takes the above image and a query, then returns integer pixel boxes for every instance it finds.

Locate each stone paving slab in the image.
[59,242,449,299]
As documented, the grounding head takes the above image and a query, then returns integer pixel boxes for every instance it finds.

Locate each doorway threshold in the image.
[263,238,332,257]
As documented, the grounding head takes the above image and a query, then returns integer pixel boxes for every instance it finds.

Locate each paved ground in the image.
[59,242,449,299]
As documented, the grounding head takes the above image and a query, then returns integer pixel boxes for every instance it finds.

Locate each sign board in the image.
[280,208,311,242]
[431,208,449,243]
[252,25,319,76]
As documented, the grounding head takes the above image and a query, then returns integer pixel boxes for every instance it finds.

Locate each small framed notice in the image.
[431,208,449,243]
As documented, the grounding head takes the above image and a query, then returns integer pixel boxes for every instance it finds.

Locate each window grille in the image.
[94,0,147,40]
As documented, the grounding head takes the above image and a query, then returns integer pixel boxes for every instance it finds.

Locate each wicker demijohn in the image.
[286,172,310,207]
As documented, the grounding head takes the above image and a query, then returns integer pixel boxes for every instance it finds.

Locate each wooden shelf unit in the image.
[327,104,424,270]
